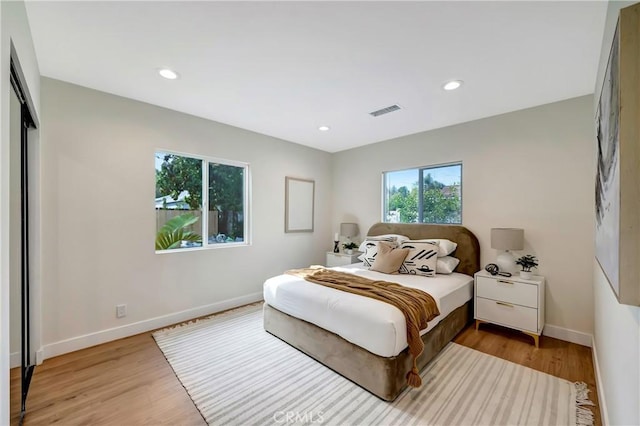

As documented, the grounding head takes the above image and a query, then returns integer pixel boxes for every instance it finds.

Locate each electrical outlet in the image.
[116,304,127,318]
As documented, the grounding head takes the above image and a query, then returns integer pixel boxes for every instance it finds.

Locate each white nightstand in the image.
[326,251,361,267]
[474,270,545,348]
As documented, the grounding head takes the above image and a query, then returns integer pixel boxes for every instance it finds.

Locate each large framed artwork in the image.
[595,4,640,306]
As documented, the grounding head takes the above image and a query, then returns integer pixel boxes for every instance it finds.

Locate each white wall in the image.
[593,265,639,424]
[332,95,595,341]
[39,78,332,356]
[592,1,640,424]
[1,1,40,423]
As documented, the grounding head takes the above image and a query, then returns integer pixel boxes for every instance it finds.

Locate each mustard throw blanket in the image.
[286,268,440,388]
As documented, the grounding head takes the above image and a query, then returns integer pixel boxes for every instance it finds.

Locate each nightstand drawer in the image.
[476,297,537,332]
[476,276,537,308]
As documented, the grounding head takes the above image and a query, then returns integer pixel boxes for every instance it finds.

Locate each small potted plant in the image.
[342,242,358,255]
[515,254,538,279]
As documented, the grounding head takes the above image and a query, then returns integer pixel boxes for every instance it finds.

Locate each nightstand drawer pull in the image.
[496,301,514,308]
[497,280,513,285]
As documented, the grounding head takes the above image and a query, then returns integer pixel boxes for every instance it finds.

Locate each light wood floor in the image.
[11,316,600,426]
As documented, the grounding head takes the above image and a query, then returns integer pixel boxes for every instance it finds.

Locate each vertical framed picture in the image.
[285,177,315,233]
[595,4,640,306]
[595,22,620,298]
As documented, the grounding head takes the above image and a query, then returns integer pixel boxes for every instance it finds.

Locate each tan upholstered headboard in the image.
[366,223,480,277]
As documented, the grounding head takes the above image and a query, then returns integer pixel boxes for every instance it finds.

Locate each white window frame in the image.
[155,149,251,253]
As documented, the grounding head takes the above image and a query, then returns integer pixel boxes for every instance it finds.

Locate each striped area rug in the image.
[153,303,594,426]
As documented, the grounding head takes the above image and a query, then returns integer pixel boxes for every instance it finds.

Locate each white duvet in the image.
[263,263,473,357]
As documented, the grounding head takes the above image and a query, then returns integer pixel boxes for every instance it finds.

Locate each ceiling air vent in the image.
[369,104,401,117]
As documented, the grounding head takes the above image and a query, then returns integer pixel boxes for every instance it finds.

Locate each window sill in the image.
[155,242,250,254]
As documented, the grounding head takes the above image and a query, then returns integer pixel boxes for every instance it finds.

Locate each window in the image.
[155,151,249,251]
[383,163,462,224]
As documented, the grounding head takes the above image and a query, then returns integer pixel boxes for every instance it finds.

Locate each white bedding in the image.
[263,263,473,357]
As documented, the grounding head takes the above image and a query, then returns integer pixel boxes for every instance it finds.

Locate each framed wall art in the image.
[285,177,315,233]
[595,4,640,306]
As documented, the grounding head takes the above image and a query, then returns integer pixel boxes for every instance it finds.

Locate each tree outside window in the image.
[384,164,462,224]
[155,151,248,251]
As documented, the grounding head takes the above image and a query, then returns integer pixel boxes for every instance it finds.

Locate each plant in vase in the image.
[342,242,358,255]
[515,255,538,279]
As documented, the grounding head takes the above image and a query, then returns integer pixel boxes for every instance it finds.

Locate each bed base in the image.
[263,301,472,401]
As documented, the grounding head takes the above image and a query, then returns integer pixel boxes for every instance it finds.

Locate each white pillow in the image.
[436,256,460,274]
[408,239,457,257]
[398,240,438,277]
[357,234,408,253]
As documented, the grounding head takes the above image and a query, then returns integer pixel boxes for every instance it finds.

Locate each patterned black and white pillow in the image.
[399,240,439,277]
[409,239,457,257]
[357,235,403,253]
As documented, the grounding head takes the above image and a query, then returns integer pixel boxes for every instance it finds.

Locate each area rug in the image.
[153,303,594,426]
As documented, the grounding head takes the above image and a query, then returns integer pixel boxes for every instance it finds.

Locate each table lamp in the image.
[490,228,524,274]
[340,223,359,244]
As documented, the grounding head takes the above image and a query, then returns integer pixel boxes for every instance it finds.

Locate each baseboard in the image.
[542,324,593,347]
[10,352,20,369]
[42,292,263,361]
[11,349,45,367]
[591,336,608,425]
[36,349,44,365]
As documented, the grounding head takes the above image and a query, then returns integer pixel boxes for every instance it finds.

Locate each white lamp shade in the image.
[490,228,524,251]
[340,223,359,238]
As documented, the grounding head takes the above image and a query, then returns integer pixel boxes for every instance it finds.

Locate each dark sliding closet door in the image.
[10,60,36,421]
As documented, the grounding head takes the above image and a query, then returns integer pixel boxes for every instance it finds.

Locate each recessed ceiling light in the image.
[443,80,463,91]
[158,68,179,80]
[318,126,330,132]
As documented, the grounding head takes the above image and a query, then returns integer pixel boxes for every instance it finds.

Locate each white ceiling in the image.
[25,1,607,153]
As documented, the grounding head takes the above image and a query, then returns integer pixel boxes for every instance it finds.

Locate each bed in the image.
[263,223,480,401]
